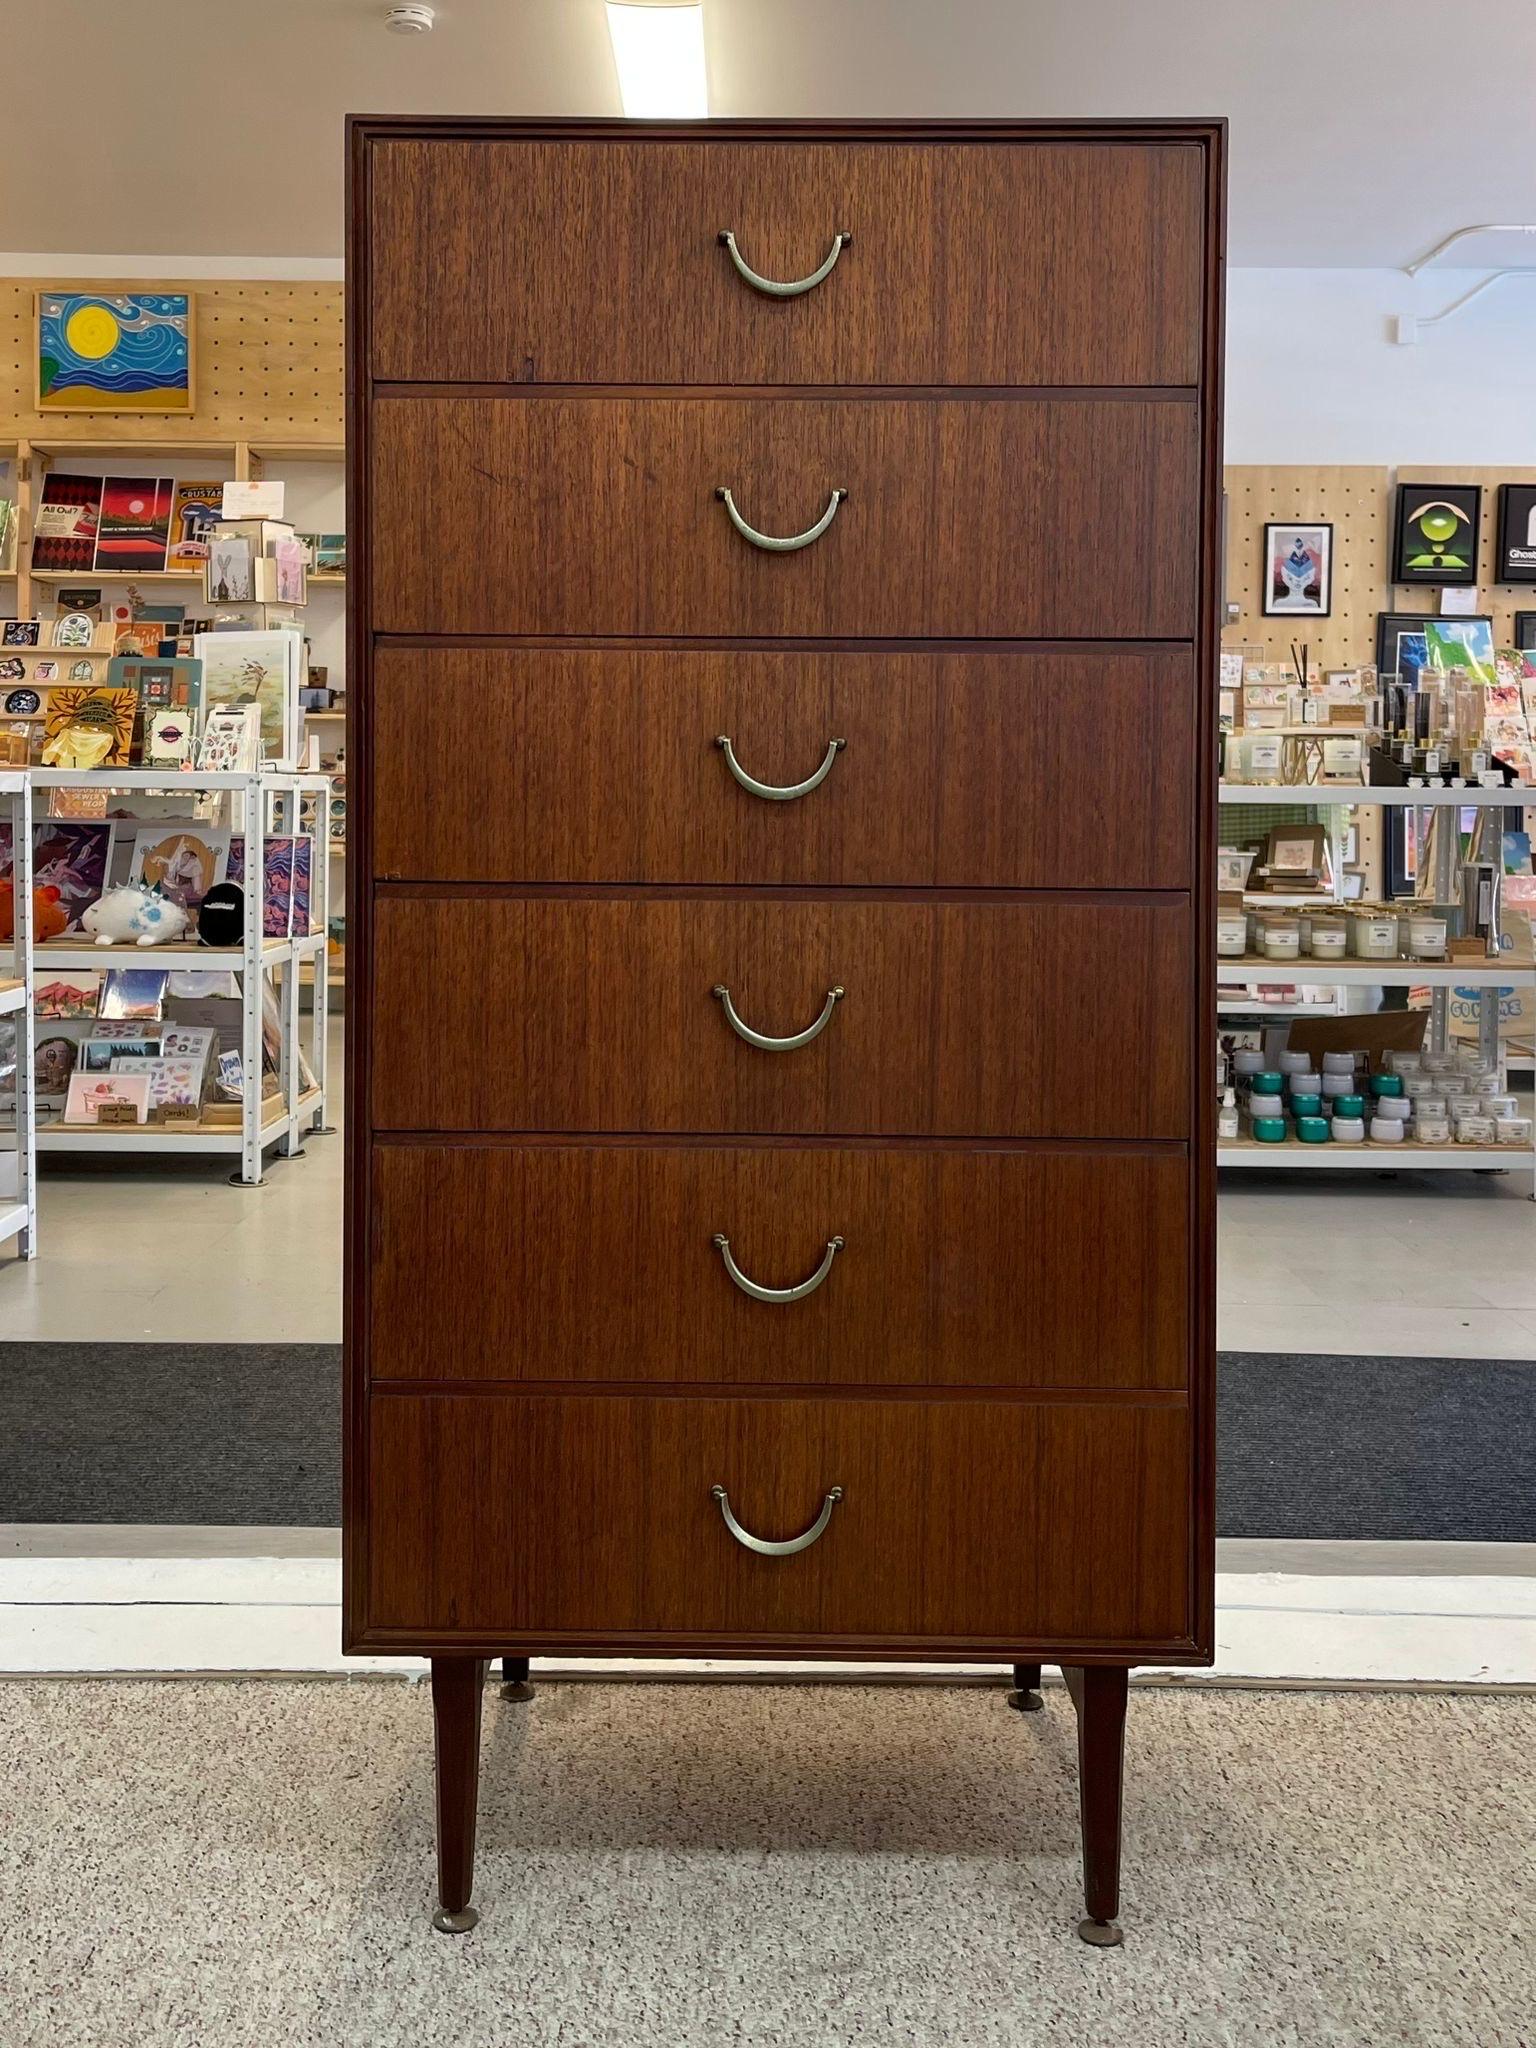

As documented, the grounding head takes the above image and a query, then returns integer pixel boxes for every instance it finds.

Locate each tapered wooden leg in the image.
[1060,1664,1129,1946]
[1006,1661,1044,1712]
[431,1656,487,1934]
[499,1655,535,1703]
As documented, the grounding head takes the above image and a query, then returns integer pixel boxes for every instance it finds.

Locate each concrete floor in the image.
[2,1014,1533,1357]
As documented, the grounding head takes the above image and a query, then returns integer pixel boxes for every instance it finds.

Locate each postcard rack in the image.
[28,766,331,1186]
[1,768,36,1256]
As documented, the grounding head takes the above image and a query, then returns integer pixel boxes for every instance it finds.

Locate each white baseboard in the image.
[2,1535,1533,1687]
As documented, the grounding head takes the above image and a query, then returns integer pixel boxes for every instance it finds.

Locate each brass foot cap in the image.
[499,1680,536,1703]
[432,1906,480,1935]
[1077,1918,1123,1948]
[1006,1689,1044,1712]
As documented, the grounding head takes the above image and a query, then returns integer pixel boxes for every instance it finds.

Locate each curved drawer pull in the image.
[712,1232,844,1303]
[717,734,845,801]
[711,1482,844,1556]
[719,229,850,298]
[713,982,843,1051]
[716,485,846,552]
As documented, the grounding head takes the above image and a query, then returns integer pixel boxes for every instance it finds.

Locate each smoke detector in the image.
[384,4,435,31]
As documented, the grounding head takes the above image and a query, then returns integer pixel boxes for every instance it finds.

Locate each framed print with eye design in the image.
[1263,520,1332,616]
[1393,483,1480,586]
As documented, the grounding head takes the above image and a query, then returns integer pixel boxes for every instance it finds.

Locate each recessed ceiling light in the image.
[384,4,435,32]
[605,1,708,120]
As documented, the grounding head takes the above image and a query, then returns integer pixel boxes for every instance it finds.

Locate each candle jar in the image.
[1308,917,1347,959]
[1216,910,1248,957]
[1259,917,1301,960]
[1407,912,1448,960]
[1350,912,1400,961]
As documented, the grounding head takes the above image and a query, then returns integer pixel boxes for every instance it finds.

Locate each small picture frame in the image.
[1264,824,1326,875]
[1263,521,1332,617]
[1513,612,1536,654]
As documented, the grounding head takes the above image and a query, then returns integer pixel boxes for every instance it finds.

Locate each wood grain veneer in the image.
[369,395,1199,639]
[369,1142,1190,1389]
[345,115,1225,1938]
[369,892,1192,1139]
[368,138,1203,388]
[371,646,1196,890]
[366,1390,1191,1647]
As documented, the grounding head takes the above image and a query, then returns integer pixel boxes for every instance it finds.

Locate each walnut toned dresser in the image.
[345,115,1224,1945]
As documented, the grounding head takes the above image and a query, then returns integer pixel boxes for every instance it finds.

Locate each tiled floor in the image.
[2,1015,1533,1358]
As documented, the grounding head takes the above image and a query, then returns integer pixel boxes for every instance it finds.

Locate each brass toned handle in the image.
[711,1483,844,1556]
[717,486,846,552]
[712,1232,844,1303]
[719,229,850,297]
[713,982,843,1051]
[717,734,845,801]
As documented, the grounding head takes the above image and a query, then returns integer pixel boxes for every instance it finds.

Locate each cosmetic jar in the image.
[1251,1117,1286,1144]
[1294,1117,1330,1143]
[1369,1115,1404,1143]
[1330,1115,1365,1144]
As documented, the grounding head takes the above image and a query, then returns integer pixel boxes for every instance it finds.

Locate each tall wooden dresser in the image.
[345,114,1224,1945]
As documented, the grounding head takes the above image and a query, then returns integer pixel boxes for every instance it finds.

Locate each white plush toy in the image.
[81,884,191,948]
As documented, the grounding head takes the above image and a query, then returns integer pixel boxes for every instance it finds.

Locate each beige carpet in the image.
[3,1678,1532,2046]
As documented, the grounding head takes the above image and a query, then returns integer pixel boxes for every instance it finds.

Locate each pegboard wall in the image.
[1223,467,1391,672]
[1224,464,1536,671]
[0,279,342,444]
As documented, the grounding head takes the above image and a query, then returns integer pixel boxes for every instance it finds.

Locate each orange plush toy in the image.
[0,880,68,943]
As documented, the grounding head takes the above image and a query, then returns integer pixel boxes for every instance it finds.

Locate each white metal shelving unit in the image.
[29,767,332,1186]
[1,769,36,1256]
[1218,779,1536,1179]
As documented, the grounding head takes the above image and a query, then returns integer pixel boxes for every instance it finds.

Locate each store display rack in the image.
[0,769,36,1256]
[29,767,332,1187]
[1219,779,1536,1180]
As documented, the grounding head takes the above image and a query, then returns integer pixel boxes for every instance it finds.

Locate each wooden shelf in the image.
[31,568,204,585]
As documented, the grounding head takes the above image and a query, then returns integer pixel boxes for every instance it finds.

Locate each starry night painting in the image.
[35,292,194,413]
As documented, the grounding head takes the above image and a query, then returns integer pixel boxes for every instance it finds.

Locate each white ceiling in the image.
[6,0,1535,268]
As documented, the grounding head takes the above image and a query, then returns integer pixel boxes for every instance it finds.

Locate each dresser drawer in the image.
[369,1142,1189,1391]
[370,395,1198,639]
[368,138,1204,388]
[364,1390,1192,1649]
[371,894,1191,1138]
[372,646,1195,890]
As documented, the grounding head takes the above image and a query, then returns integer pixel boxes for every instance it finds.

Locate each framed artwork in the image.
[195,629,300,765]
[1514,612,1536,653]
[94,475,173,574]
[0,819,117,932]
[2,620,40,647]
[167,481,225,571]
[1496,484,1536,584]
[30,473,103,574]
[1262,521,1332,617]
[1422,616,1496,685]
[36,292,195,413]
[206,532,253,603]
[1375,611,1433,686]
[1392,483,1481,585]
